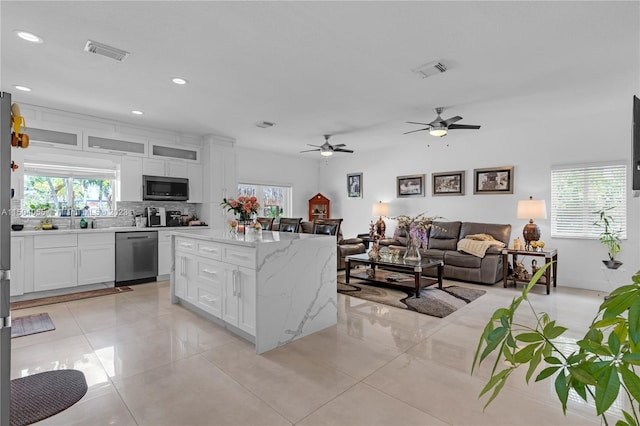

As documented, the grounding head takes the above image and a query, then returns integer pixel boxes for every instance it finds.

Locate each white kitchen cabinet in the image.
[157,230,172,276]
[187,164,203,203]
[119,156,142,201]
[142,157,188,179]
[77,234,114,285]
[150,142,200,163]
[83,131,148,157]
[27,121,83,151]
[10,237,25,296]
[34,247,77,291]
[223,265,256,336]
[174,251,196,303]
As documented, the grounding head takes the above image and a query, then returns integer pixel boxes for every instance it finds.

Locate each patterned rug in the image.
[338,276,486,318]
[11,313,55,338]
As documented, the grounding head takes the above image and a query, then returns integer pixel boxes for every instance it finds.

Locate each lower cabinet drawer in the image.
[196,283,222,317]
[223,246,255,268]
[196,259,224,285]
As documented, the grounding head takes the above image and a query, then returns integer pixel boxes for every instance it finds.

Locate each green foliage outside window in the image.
[24,175,113,216]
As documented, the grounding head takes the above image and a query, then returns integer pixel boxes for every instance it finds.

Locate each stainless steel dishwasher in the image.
[115,231,158,286]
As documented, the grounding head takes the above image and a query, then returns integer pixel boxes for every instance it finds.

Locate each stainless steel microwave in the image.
[142,175,189,201]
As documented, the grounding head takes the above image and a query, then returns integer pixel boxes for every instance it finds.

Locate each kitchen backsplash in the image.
[11,199,199,230]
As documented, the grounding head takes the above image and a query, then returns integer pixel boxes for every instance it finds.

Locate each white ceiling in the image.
[1,1,638,155]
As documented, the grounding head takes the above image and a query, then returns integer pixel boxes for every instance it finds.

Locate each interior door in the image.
[1,92,13,425]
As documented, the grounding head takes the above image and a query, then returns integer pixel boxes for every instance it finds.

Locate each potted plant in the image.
[473,265,640,425]
[594,207,623,269]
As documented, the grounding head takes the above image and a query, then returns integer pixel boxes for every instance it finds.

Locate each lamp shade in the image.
[516,197,547,220]
[372,201,389,217]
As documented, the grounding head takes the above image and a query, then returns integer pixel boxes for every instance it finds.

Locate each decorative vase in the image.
[403,237,421,262]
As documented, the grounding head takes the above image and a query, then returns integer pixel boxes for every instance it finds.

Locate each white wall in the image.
[235,147,319,220]
[318,89,639,292]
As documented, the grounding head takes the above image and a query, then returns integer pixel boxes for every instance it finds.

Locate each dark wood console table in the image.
[502,248,558,294]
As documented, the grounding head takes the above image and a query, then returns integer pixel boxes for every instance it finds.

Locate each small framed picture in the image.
[432,171,465,196]
[473,166,514,194]
[347,173,363,198]
[397,174,425,198]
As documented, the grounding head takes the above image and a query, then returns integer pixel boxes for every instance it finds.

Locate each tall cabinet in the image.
[308,193,330,221]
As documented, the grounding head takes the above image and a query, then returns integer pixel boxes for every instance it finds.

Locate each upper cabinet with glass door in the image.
[83,130,148,157]
[149,141,200,163]
[27,121,83,151]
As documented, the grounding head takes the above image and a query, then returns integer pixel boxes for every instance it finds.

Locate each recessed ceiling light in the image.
[15,30,43,44]
[14,85,31,92]
[131,110,144,115]
[171,77,187,85]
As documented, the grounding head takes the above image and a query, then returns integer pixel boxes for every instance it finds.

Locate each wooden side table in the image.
[502,248,558,294]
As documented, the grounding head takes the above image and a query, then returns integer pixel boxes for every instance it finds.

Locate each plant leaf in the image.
[620,366,640,403]
[515,333,544,343]
[514,343,538,364]
[609,331,621,355]
[621,409,638,426]
[544,356,563,365]
[629,298,640,345]
[592,317,625,329]
[568,366,597,385]
[546,326,568,339]
[536,366,561,382]
[479,368,510,398]
[622,353,640,365]
[555,372,569,414]
[603,289,640,319]
[595,365,620,415]
[572,379,588,401]
[526,348,543,383]
[524,262,552,295]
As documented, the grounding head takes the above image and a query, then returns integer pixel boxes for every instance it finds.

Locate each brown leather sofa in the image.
[273,219,366,269]
[380,221,511,284]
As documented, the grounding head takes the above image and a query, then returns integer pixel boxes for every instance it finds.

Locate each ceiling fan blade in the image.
[403,128,429,135]
[300,149,321,153]
[406,121,430,126]
[332,143,346,148]
[307,144,322,148]
[448,124,481,130]
[443,116,463,126]
[334,148,354,153]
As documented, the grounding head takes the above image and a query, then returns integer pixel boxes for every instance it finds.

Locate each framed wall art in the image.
[473,166,514,194]
[396,174,425,198]
[432,171,465,196]
[347,172,363,198]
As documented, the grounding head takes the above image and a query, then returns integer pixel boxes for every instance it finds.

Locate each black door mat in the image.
[10,369,88,426]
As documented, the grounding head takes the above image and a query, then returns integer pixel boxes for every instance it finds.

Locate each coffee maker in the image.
[166,210,182,227]
[145,207,166,227]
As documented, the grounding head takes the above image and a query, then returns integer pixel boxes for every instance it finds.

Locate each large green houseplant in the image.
[473,264,640,426]
[594,207,623,269]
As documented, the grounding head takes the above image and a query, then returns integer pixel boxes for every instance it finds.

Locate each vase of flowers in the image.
[221,196,260,234]
[392,213,439,262]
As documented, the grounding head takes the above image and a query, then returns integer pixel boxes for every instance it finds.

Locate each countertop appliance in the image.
[142,175,189,201]
[166,210,182,227]
[145,207,166,227]
[115,231,158,286]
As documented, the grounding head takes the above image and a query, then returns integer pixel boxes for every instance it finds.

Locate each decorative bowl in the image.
[11,224,24,231]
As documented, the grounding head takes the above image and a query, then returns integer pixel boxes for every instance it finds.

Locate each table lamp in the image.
[372,201,389,238]
[516,196,547,250]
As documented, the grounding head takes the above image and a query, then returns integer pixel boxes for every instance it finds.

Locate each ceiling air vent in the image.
[412,61,447,79]
[84,40,129,62]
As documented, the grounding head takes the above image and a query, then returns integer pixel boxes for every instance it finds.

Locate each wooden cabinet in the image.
[83,131,148,157]
[309,193,330,221]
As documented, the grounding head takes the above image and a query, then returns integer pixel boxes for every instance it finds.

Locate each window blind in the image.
[24,162,116,179]
[550,163,627,239]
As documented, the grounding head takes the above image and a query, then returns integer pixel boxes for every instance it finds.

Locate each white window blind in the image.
[551,163,627,239]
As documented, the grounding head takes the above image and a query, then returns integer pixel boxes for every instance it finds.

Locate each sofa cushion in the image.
[460,222,511,245]
[444,251,482,268]
[428,221,461,250]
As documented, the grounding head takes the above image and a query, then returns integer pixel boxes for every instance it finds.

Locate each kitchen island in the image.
[170,229,337,354]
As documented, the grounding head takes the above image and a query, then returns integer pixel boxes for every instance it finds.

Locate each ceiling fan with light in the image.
[300,135,354,156]
[404,107,481,137]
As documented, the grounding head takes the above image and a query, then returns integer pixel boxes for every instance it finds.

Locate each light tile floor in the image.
[9,279,622,425]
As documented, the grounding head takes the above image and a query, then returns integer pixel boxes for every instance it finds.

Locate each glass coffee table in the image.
[344,253,443,298]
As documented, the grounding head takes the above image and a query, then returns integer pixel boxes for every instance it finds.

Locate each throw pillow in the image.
[466,233,495,241]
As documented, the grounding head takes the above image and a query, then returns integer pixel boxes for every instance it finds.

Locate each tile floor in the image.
[9,279,623,425]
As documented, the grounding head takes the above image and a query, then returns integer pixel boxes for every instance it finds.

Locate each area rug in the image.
[338,276,486,318]
[10,369,88,426]
[11,313,55,338]
[11,286,133,311]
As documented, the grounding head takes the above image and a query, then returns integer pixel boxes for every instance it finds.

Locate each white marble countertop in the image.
[171,228,333,247]
[12,226,209,236]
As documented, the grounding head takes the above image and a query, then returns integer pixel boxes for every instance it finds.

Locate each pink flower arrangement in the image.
[221,196,260,221]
